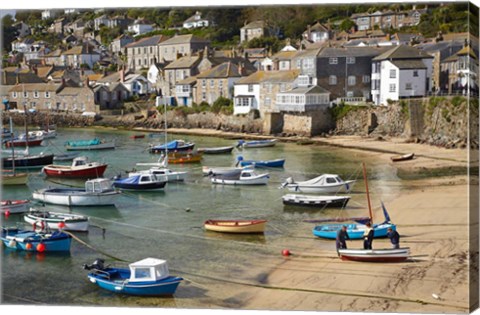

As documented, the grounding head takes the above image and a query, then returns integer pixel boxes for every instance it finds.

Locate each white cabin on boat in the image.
[129,258,170,282]
[85,178,114,193]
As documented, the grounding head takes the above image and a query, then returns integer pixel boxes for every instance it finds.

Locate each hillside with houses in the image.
[1,3,478,137]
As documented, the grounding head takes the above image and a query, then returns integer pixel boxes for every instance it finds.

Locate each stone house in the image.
[310,46,390,102]
[61,44,101,69]
[195,62,255,104]
[13,22,31,38]
[110,34,134,56]
[94,15,111,31]
[371,45,433,105]
[302,22,331,44]
[51,17,68,34]
[125,35,170,71]
[351,7,427,31]
[92,83,130,110]
[258,70,300,115]
[55,86,96,112]
[158,34,210,62]
[183,11,210,29]
[240,21,266,43]
[440,44,479,95]
[43,49,64,66]
[175,76,198,106]
[161,55,202,97]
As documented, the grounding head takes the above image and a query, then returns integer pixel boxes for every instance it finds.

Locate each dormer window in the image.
[298,75,311,87]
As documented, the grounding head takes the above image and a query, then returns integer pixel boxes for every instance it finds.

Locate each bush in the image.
[451,95,465,107]
[329,103,365,121]
[211,96,232,114]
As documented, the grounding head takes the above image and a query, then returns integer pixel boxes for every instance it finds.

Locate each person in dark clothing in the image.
[363,222,374,249]
[336,225,349,251]
[387,227,400,249]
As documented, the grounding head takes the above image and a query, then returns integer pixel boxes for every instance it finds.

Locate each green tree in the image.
[339,18,355,32]
[2,14,17,53]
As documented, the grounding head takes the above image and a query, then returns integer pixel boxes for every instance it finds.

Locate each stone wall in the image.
[283,109,334,137]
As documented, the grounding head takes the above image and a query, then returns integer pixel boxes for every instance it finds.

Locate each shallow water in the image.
[1,127,404,308]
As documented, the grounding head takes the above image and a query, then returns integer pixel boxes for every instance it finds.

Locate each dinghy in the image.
[211,169,269,185]
[338,248,410,262]
[282,174,355,193]
[237,139,277,148]
[282,194,350,208]
[204,219,267,233]
[1,200,30,214]
[24,209,89,232]
[1,227,72,252]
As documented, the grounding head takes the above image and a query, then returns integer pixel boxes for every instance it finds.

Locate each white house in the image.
[183,11,210,29]
[371,45,433,105]
[41,10,59,20]
[124,73,149,95]
[275,79,330,112]
[233,71,262,115]
[128,20,154,36]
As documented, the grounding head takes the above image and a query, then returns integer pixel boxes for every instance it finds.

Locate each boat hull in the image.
[204,220,266,233]
[282,194,350,208]
[113,181,167,191]
[1,229,72,252]
[2,154,54,169]
[2,173,29,185]
[391,153,415,162]
[88,270,182,296]
[313,223,396,239]
[149,144,195,154]
[5,138,43,147]
[198,146,234,154]
[33,188,120,206]
[1,200,30,214]
[43,164,108,178]
[239,159,285,168]
[65,143,115,151]
[286,180,355,194]
[338,248,410,262]
[211,174,269,185]
[24,211,89,232]
[239,140,277,148]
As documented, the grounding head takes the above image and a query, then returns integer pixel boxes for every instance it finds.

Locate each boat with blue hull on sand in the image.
[84,258,183,296]
[236,156,285,168]
[1,227,72,252]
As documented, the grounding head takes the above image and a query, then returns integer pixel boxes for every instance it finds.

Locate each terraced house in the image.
[126,35,170,71]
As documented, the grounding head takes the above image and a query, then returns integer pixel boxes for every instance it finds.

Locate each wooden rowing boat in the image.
[204,219,267,233]
[390,153,414,162]
[338,248,410,262]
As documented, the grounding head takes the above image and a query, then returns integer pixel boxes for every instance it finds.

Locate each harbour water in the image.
[1,127,402,308]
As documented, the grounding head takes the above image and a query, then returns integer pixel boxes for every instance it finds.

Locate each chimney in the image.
[203,46,209,59]
[238,62,243,76]
[119,66,125,83]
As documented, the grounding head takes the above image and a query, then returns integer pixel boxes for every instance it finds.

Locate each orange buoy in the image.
[58,222,66,229]
[282,249,291,256]
[36,243,46,252]
[25,243,33,250]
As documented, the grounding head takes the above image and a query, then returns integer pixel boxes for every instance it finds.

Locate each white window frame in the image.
[329,75,337,85]
[347,76,356,86]
[390,69,396,78]
[45,91,51,98]
[362,75,370,83]
[12,92,17,99]
[329,57,338,65]
[405,83,412,90]
[33,91,39,98]
[346,57,355,64]
[389,84,396,92]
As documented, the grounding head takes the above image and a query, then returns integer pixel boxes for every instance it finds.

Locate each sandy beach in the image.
[147,128,474,313]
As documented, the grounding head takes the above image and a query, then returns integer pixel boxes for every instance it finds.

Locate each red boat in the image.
[130,134,145,139]
[5,137,43,147]
[42,156,107,178]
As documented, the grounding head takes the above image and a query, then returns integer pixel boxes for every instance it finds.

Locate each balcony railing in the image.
[275,103,327,112]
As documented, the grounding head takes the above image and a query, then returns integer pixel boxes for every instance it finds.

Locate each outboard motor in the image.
[83,258,105,271]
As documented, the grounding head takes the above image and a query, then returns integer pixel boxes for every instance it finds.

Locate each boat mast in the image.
[164,102,168,166]
[362,162,373,224]
[9,117,16,174]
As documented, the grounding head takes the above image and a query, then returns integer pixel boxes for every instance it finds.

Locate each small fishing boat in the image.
[204,219,267,233]
[42,156,108,178]
[202,166,243,176]
[1,200,30,214]
[391,153,415,162]
[24,209,89,232]
[282,194,350,208]
[53,152,80,161]
[167,151,203,164]
[237,139,277,148]
[2,152,55,169]
[211,169,269,185]
[282,174,355,193]
[28,129,57,139]
[32,178,120,206]
[130,134,145,139]
[4,135,44,148]
[198,146,234,154]
[65,138,115,151]
[135,156,187,182]
[149,140,195,154]
[236,156,285,168]
[338,248,410,262]
[84,258,183,296]
[113,173,167,191]
[2,171,28,185]
[1,227,72,252]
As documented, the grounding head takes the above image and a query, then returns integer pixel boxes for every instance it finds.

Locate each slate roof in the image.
[159,34,210,46]
[373,45,434,61]
[176,76,197,85]
[241,21,265,29]
[318,46,390,58]
[235,70,300,85]
[1,71,45,85]
[390,59,428,69]
[63,44,99,55]
[272,50,297,61]
[125,35,169,48]
[9,83,61,92]
[307,22,329,33]
[56,86,90,96]
[183,12,207,24]
[164,55,201,69]
[196,62,244,79]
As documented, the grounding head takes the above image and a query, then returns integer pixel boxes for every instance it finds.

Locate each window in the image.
[210,80,214,87]
[302,58,314,69]
[45,91,50,98]
[236,97,250,106]
[329,75,337,85]
[33,91,39,98]
[45,102,51,109]
[390,69,396,78]
[413,70,418,77]
[298,75,311,86]
[280,83,286,92]
[326,177,337,184]
[143,48,147,54]
[346,91,354,97]
[134,268,151,279]
[329,57,338,65]
[144,58,147,65]
[346,57,355,64]
[389,84,396,92]
[265,83,272,93]
[202,80,206,88]
[347,76,356,86]
[137,59,141,66]
[149,47,153,53]
[23,91,28,98]
[265,97,271,105]
[12,92,17,98]
[362,75,370,83]
[201,92,206,101]
[248,84,254,92]
[405,83,412,90]
[137,48,141,54]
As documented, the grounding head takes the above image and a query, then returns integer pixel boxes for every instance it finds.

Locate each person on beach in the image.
[336,225,349,251]
[363,222,374,249]
[387,227,400,249]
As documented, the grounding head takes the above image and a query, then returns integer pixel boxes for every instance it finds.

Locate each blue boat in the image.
[113,173,167,191]
[84,258,183,296]
[313,222,396,239]
[236,156,285,168]
[149,140,195,154]
[1,227,72,252]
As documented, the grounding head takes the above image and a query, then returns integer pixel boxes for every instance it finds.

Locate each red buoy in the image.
[4,210,10,217]
[36,243,46,252]
[282,249,291,256]
[58,222,66,229]
[25,243,33,250]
